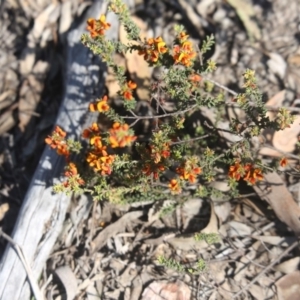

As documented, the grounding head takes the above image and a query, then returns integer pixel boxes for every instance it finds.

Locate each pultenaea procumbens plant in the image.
[45,0,295,202]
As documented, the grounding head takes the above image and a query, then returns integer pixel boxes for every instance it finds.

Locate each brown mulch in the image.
[1,0,300,299]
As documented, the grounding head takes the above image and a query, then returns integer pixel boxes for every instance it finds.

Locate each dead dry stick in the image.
[232,240,299,299]
[202,76,238,97]
[0,229,44,300]
[263,144,300,160]
[203,76,300,113]
[121,104,198,119]
[216,222,275,259]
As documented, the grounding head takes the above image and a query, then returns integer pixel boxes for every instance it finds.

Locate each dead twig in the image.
[203,120,239,135]
[0,229,44,300]
[202,76,238,97]
[170,134,210,145]
[121,104,198,119]
[203,76,300,113]
[232,240,299,299]
[262,144,300,160]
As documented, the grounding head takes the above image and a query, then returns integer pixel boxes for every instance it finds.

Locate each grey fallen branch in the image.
[0,229,43,300]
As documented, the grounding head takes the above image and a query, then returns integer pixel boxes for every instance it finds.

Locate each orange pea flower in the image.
[228,161,244,181]
[168,179,181,194]
[173,40,196,67]
[82,122,100,139]
[99,155,115,176]
[229,162,263,185]
[178,31,189,42]
[190,73,202,85]
[86,18,98,38]
[54,126,66,138]
[64,162,78,177]
[149,143,170,164]
[63,162,85,187]
[138,36,168,63]
[176,164,201,184]
[45,126,66,147]
[86,152,115,176]
[243,165,263,185]
[122,81,137,101]
[109,122,137,148]
[89,95,110,112]
[90,136,108,156]
[142,163,165,180]
[127,80,137,89]
[161,143,171,159]
[57,144,70,157]
[280,157,287,167]
[86,14,110,38]
[154,37,168,54]
[123,90,134,100]
[99,15,110,30]
[45,126,70,158]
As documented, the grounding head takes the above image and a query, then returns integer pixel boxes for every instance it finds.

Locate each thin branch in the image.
[40,274,53,295]
[202,76,238,97]
[0,229,44,300]
[203,121,239,135]
[265,105,300,113]
[203,76,300,113]
[262,144,300,160]
[129,118,140,128]
[121,104,198,120]
[195,44,203,66]
[232,240,299,299]
[171,134,210,145]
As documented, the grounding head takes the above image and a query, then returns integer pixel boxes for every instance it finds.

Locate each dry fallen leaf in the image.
[228,220,252,237]
[0,107,17,135]
[196,0,217,19]
[55,265,78,300]
[201,202,219,234]
[272,115,300,153]
[227,0,261,41]
[0,90,16,111]
[19,48,36,76]
[248,284,266,300]
[267,52,287,80]
[213,201,231,224]
[276,271,300,300]
[32,3,61,40]
[167,202,219,251]
[275,257,300,274]
[86,284,100,300]
[253,172,300,236]
[142,280,191,300]
[265,90,286,119]
[59,0,73,34]
[18,60,49,131]
[0,203,9,222]
[91,211,144,253]
[260,114,300,157]
[181,198,204,231]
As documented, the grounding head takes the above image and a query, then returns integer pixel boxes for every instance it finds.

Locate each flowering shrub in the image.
[45,0,295,204]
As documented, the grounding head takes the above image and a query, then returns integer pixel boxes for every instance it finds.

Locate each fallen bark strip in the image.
[0,1,111,298]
